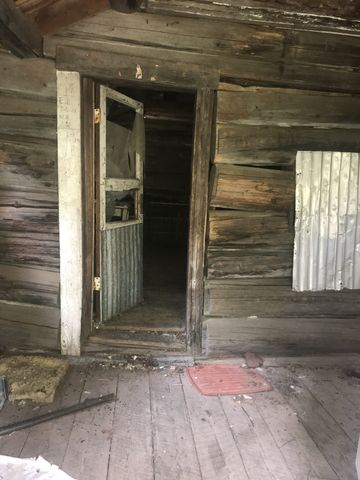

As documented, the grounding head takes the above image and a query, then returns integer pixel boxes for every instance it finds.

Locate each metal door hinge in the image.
[93,108,101,124]
[93,276,101,291]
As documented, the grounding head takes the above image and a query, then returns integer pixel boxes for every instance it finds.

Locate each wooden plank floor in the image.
[0,356,359,480]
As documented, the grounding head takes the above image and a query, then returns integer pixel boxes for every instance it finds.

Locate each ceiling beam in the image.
[0,0,42,57]
[137,1,360,35]
[16,0,140,35]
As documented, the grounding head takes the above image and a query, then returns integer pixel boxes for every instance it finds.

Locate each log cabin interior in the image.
[1,0,360,357]
[1,2,360,479]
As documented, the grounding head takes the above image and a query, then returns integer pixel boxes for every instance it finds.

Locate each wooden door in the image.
[95,86,144,323]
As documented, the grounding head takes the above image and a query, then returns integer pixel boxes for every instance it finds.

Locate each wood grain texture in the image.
[107,369,153,480]
[217,86,360,127]
[55,44,219,89]
[19,364,88,464]
[208,210,293,246]
[0,50,56,97]
[219,394,293,479]
[150,371,202,479]
[180,371,249,479]
[207,247,293,279]
[186,89,215,352]
[210,164,295,211]
[0,263,59,306]
[252,388,338,480]
[267,367,358,479]
[204,281,360,318]
[81,77,95,339]
[0,0,42,57]
[213,149,296,167]
[45,9,285,60]
[61,364,118,479]
[216,124,360,154]
[0,362,358,478]
[204,316,360,355]
[139,0,360,33]
[0,300,60,350]
[0,230,59,268]
[44,9,360,93]
[207,82,360,346]
[22,0,112,35]
[0,50,60,350]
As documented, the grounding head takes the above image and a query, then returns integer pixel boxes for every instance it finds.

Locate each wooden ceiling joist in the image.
[0,0,42,58]
[137,0,360,34]
[15,0,141,35]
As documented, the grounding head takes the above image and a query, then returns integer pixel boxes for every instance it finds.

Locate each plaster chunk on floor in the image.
[0,455,75,479]
[0,356,68,404]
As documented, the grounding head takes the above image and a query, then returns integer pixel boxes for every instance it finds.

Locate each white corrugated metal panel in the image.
[101,223,143,322]
[293,151,360,291]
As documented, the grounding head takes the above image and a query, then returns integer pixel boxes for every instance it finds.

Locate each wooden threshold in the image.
[83,327,187,354]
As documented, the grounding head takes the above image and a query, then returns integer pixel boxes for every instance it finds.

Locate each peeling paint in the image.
[135,64,142,80]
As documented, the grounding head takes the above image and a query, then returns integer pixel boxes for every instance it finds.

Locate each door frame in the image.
[57,70,215,355]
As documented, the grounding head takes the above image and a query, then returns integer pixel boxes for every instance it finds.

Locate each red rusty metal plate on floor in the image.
[187,364,272,396]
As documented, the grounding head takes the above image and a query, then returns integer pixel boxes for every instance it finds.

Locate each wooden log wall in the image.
[205,83,360,355]
[44,9,360,354]
[0,51,60,351]
[44,10,360,94]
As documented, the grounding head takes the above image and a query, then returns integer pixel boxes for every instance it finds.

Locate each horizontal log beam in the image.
[0,0,42,57]
[138,0,360,35]
[17,0,140,35]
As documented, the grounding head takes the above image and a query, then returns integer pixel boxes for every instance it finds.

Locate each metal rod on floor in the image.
[0,393,116,436]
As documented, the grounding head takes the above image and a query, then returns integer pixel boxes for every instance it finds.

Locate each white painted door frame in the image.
[57,71,82,355]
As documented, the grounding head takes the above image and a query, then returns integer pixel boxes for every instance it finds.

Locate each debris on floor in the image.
[0,356,68,404]
[187,364,272,396]
[0,455,75,479]
[0,376,7,411]
[0,393,116,437]
[243,351,264,368]
[123,354,159,370]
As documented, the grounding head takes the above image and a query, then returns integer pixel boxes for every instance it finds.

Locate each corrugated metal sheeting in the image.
[293,151,360,291]
[101,223,143,322]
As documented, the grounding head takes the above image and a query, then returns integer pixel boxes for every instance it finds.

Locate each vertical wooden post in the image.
[186,88,215,354]
[81,77,96,338]
[57,71,82,356]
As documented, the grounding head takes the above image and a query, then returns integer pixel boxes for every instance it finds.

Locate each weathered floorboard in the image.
[180,371,249,479]
[266,367,358,480]
[107,369,153,480]
[253,389,338,479]
[61,365,118,479]
[150,370,202,479]
[220,395,294,479]
[0,362,358,479]
[20,365,88,465]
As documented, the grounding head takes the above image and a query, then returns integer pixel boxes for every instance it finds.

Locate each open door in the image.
[95,86,145,324]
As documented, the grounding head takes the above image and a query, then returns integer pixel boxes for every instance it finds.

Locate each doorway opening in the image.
[93,84,196,347]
